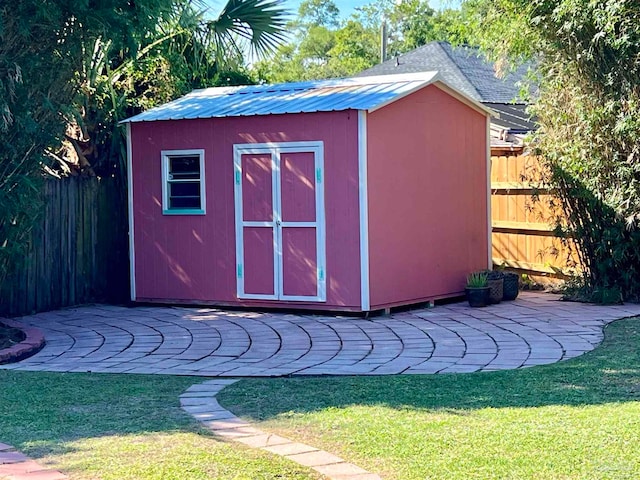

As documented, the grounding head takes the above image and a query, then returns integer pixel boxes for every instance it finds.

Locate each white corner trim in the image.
[366,72,440,114]
[126,123,136,301]
[432,81,496,117]
[358,111,371,312]
[486,115,493,269]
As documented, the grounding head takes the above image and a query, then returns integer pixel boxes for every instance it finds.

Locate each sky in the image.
[283,0,462,19]
[205,0,462,21]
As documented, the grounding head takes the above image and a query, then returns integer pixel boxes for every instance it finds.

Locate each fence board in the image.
[491,153,579,277]
[0,176,129,317]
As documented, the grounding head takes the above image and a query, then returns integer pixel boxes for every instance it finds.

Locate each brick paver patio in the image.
[0,442,67,480]
[3,292,640,376]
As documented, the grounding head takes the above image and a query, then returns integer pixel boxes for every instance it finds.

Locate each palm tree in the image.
[60,0,289,177]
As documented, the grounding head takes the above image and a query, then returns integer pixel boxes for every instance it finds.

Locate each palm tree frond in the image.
[213,0,290,58]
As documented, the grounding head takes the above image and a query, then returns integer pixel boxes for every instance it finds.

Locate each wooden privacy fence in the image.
[491,153,579,277]
[0,176,129,317]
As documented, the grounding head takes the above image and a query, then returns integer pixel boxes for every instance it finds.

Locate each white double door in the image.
[234,142,326,302]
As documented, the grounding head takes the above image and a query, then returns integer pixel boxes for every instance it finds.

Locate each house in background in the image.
[358,41,535,155]
[123,72,492,312]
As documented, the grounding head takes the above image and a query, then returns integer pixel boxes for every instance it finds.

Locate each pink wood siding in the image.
[367,84,489,309]
[243,227,275,295]
[282,228,317,297]
[130,111,361,309]
[280,152,316,222]
[242,153,273,222]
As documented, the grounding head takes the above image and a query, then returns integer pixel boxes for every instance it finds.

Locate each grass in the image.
[219,317,640,480]
[0,324,25,350]
[0,371,320,479]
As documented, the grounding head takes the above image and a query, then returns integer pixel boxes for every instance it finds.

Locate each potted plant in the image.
[466,271,490,307]
[484,269,504,304]
[502,271,520,301]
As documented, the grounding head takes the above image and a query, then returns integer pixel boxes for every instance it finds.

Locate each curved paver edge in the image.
[0,319,46,365]
[181,379,381,480]
[0,442,67,479]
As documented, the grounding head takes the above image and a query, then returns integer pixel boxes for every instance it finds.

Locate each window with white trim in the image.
[161,149,206,215]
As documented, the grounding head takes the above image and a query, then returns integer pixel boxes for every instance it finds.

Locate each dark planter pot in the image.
[466,287,491,307]
[487,278,504,304]
[502,272,519,301]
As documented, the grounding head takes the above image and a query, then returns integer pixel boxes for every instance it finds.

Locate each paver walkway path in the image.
[181,380,381,480]
[0,442,67,480]
[3,292,640,376]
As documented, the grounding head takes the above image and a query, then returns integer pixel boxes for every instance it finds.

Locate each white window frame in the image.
[161,149,206,215]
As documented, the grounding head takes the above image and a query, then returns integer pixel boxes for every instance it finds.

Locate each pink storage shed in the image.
[124,72,492,312]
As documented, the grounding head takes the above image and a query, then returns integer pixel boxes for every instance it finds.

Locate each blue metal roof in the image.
[123,72,455,123]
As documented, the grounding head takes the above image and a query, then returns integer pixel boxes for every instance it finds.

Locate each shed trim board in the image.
[233,141,327,303]
[358,110,370,312]
[126,122,136,301]
[486,115,493,268]
[432,81,497,118]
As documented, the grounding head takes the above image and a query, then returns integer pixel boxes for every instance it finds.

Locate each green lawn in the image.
[219,317,640,480]
[0,371,320,479]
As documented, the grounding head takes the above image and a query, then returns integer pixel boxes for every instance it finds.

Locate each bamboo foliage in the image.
[468,0,640,301]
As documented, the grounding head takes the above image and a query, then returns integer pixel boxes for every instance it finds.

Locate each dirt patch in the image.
[0,319,45,364]
[0,325,26,350]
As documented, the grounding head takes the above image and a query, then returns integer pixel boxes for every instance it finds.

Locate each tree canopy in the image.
[256,0,471,83]
[0,0,287,286]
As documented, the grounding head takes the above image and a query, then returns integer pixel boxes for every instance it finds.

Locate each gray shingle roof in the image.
[358,42,530,105]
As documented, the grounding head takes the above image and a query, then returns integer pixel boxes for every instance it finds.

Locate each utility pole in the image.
[380,19,388,63]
